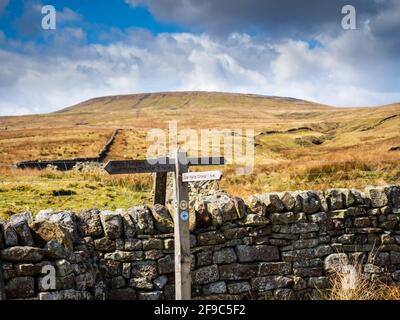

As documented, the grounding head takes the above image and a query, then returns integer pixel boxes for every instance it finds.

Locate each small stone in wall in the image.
[5,276,35,299]
[30,220,73,251]
[9,212,33,225]
[118,210,136,238]
[307,277,329,289]
[365,186,388,208]
[213,248,237,264]
[223,227,248,240]
[131,261,158,280]
[219,263,258,280]
[44,240,68,259]
[154,275,168,290]
[297,191,320,214]
[341,189,356,207]
[99,211,123,239]
[197,231,225,246]
[2,223,18,247]
[316,191,329,212]
[290,223,319,234]
[315,245,333,258]
[11,219,34,246]
[142,238,163,250]
[390,251,400,264]
[203,281,227,295]
[236,245,279,262]
[55,259,73,277]
[293,276,307,291]
[243,214,270,226]
[248,195,266,216]
[108,276,126,289]
[124,238,142,251]
[15,263,43,276]
[115,238,124,250]
[35,209,54,221]
[354,217,370,228]
[36,211,79,243]
[293,238,319,250]
[145,249,164,260]
[129,277,154,290]
[192,264,219,285]
[158,255,174,274]
[151,204,174,233]
[196,250,213,268]
[75,271,96,290]
[308,212,327,223]
[326,189,345,210]
[203,192,238,224]
[122,262,131,279]
[98,259,122,278]
[163,238,174,250]
[94,237,116,252]
[0,246,45,262]
[251,276,293,292]
[104,250,143,262]
[258,262,291,276]
[207,207,223,227]
[385,185,400,212]
[274,288,295,300]
[280,192,300,212]
[232,197,247,219]
[227,281,251,294]
[192,200,212,230]
[270,212,298,224]
[263,193,285,213]
[128,206,154,235]
[77,209,103,237]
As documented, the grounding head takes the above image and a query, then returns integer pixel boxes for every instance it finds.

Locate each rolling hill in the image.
[0,91,399,217]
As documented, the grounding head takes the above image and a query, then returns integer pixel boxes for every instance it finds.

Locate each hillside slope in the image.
[0,91,398,164]
[0,91,343,130]
[0,91,399,217]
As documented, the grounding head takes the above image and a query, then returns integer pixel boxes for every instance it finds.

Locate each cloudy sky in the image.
[0,0,399,115]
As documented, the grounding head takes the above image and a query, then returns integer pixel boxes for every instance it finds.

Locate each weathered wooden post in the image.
[173,149,191,299]
[153,172,167,205]
[104,152,225,300]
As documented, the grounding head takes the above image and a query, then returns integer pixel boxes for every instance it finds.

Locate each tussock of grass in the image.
[321,250,400,300]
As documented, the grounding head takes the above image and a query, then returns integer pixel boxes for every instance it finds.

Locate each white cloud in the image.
[0,25,400,116]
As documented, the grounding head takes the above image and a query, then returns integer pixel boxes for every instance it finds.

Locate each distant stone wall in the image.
[0,185,400,300]
[15,129,120,170]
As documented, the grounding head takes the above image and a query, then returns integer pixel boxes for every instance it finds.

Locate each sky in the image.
[0,0,399,115]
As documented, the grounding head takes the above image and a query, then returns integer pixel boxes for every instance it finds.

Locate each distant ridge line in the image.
[54,91,322,114]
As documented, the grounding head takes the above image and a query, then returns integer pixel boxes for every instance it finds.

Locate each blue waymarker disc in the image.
[180,211,189,221]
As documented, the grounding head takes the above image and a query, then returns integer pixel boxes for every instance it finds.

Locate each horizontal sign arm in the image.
[105,156,225,175]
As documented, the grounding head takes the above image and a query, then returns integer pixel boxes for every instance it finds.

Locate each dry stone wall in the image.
[0,185,400,300]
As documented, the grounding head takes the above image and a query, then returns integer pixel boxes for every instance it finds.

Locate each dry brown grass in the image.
[0,127,113,164]
[321,250,400,300]
[325,272,400,300]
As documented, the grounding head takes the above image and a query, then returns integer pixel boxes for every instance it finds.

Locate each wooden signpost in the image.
[104,150,224,300]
